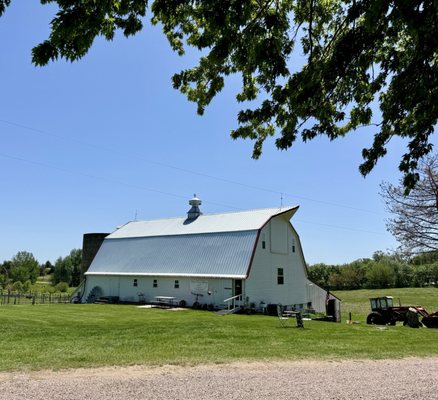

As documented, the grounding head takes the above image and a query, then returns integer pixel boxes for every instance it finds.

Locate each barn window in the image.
[153,279,158,288]
[291,238,295,253]
[277,268,284,285]
[174,280,179,289]
[261,233,266,249]
[133,279,138,287]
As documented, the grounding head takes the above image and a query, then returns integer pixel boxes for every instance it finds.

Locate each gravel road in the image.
[1,358,437,400]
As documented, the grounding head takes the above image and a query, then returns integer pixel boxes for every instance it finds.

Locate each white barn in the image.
[81,197,339,317]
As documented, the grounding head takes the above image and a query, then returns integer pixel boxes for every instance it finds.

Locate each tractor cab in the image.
[370,296,393,311]
[367,296,398,325]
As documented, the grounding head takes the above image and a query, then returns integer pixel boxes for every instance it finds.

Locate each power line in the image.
[0,152,387,237]
[0,152,241,211]
[293,218,387,236]
[0,118,384,216]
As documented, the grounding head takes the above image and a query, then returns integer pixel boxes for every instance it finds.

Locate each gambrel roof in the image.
[85,206,298,279]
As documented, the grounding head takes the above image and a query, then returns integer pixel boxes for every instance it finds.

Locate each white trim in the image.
[85,272,246,279]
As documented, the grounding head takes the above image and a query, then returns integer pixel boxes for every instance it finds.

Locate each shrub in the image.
[11,281,24,292]
[23,280,32,292]
[56,282,69,293]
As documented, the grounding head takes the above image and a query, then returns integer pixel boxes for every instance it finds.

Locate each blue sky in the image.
[1,3,435,265]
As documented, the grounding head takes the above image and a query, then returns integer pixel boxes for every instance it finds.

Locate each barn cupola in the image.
[187,194,202,220]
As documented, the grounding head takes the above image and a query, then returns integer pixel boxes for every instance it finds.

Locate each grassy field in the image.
[31,275,77,294]
[0,288,437,372]
[333,287,438,320]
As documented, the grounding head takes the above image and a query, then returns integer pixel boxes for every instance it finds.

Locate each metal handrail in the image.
[224,294,243,310]
[70,279,86,302]
[223,294,242,303]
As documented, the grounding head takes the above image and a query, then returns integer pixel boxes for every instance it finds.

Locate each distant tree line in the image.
[308,251,438,290]
[0,249,82,292]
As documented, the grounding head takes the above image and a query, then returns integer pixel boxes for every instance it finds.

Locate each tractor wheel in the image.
[367,312,384,325]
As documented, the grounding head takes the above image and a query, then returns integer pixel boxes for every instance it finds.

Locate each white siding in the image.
[245,217,308,308]
[108,276,120,297]
[270,217,288,254]
[81,206,327,312]
[306,280,327,312]
[84,275,107,298]
[84,275,233,307]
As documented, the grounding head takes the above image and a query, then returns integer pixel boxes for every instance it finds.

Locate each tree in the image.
[338,261,367,289]
[1,1,437,191]
[10,251,40,284]
[365,260,396,289]
[1,260,12,278]
[52,249,82,286]
[40,260,54,276]
[392,263,413,288]
[0,261,12,289]
[381,154,438,255]
[307,263,338,288]
[68,249,82,287]
[0,273,6,288]
[430,262,438,286]
[52,257,72,286]
[410,251,438,265]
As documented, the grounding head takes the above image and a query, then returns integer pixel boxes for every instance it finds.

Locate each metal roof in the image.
[86,206,299,278]
[108,206,298,239]
[85,230,257,278]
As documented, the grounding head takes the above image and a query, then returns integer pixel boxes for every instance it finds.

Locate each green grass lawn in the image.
[0,287,437,372]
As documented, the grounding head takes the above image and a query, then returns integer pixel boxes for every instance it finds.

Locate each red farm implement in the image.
[366,296,438,328]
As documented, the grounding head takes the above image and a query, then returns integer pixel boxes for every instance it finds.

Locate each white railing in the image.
[224,294,243,311]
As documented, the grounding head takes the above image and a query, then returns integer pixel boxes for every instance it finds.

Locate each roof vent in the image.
[187,194,202,220]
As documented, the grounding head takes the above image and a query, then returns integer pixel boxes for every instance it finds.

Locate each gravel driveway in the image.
[1,358,437,400]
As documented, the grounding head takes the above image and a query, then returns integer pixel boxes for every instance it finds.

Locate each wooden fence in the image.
[0,290,71,305]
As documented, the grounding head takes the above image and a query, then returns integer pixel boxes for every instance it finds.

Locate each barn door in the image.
[233,280,242,297]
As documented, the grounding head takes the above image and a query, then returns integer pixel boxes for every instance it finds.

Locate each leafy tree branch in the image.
[1,0,437,190]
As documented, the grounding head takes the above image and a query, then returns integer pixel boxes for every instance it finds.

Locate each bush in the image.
[23,280,32,292]
[11,281,24,292]
[56,282,69,293]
